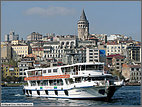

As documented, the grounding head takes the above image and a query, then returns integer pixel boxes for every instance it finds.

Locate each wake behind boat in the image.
[23,62,124,100]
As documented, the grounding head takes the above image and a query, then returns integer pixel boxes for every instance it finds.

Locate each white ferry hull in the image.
[23,85,121,100]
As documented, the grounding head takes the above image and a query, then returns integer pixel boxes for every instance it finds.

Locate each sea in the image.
[1,86,141,106]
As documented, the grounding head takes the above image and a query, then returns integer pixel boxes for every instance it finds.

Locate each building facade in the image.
[126,44,141,64]
[27,32,42,41]
[12,45,29,61]
[1,42,12,63]
[122,64,141,82]
[106,43,127,56]
[86,47,99,63]
[5,31,19,42]
[2,64,19,78]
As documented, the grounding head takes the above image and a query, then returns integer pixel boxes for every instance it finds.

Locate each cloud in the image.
[25,7,76,16]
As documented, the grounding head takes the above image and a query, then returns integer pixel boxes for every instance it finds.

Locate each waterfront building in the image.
[122,63,141,82]
[18,61,34,77]
[27,32,42,41]
[106,54,125,72]
[126,44,141,64]
[78,9,89,41]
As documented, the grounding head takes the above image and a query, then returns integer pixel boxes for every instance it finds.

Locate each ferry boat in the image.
[23,62,124,100]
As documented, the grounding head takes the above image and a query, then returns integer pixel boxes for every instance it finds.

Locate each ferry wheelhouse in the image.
[23,62,123,100]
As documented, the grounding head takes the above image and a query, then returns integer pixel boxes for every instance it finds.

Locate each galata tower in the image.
[78,9,89,41]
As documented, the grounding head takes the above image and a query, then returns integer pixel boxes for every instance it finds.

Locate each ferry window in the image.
[60,79,63,85]
[43,70,46,73]
[86,65,94,70]
[53,69,57,73]
[75,77,81,83]
[48,69,51,73]
[31,81,36,86]
[37,80,40,86]
[57,79,60,86]
[54,80,57,85]
[68,78,74,84]
[65,79,69,85]
[86,65,103,70]
[42,80,48,86]
[99,65,103,70]
[81,65,85,70]
[28,71,35,76]
[49,80,54,86]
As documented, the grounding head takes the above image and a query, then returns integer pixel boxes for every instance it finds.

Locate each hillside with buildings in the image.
[1,10,141,85]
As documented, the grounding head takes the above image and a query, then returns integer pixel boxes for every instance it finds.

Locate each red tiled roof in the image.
[123,63,141,68]
[107,54,125,59]
[107,54,120,58]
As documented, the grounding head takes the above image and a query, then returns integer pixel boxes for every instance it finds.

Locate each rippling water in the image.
[1,86,141,106]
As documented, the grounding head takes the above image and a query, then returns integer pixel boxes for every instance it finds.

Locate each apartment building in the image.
[12,44,29,61]
[106,42,127,56]
[43,41,60,59]
[86,47,99,63]
[106,54,125,72]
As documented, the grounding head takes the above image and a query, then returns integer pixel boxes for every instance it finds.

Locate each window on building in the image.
[136,68,139,71]
[131,68,134,71]
[89,59,93,61]
[116,67,119,69]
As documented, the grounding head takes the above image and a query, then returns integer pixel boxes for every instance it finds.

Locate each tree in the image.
[5,76,12,82]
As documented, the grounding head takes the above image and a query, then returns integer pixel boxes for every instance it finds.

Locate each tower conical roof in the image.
[80,9,87,21]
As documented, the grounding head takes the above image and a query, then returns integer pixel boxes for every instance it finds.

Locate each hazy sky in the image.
[1,1,141,41]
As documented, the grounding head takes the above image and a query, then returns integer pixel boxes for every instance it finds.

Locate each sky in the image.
[1,1,141,41]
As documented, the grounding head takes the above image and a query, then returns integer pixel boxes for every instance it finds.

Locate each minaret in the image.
[78,9,89,41]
